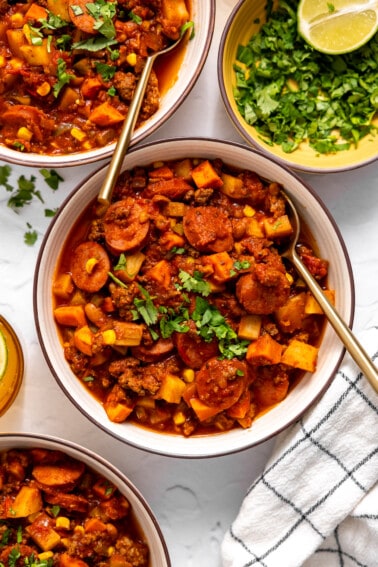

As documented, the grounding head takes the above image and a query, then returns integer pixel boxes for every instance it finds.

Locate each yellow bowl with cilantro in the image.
[218,0,378,173]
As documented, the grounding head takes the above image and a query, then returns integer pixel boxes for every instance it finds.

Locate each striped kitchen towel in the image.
[222,326,378,567]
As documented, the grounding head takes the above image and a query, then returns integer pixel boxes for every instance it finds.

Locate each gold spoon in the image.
[97,28,190,214]
[282,190,378,393]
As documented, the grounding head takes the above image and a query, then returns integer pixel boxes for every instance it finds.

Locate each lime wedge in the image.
[0,328,8,380]
[298,0,378,55]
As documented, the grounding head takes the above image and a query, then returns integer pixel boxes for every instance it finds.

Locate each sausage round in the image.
[236,266,290,315]
[196,357,247,410]
[71,241,110,293]
[103,198,150,254]
[174,322,219,369]
[131,338,174,362]
[183,206,233,253]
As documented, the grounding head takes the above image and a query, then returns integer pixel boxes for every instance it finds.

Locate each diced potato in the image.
[281,339,318,372]
[20,41,50,66]
[161,0,189,24]
[275,292,307,333]
[162,201,187,217]
[246,334,283,366]
[6,29,27,58]
[238,314,262,340]
[115,251,146,282]
[59,87,79,109]
[191,160,223,189]
[246,217,264,238]
[112,321,143,346]
[173,158,193,181]
[304,289,336,315]
[27,515,61,551]
[157,374,186,404]
[88,102,125,126]
[263,215,293,239]
[47,0,71,19]
[9,486,43,518]
[74,325,93,356]
[220,172,245,199]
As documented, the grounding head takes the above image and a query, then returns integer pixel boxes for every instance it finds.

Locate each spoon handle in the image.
[291,252,378,393]
[97,54,155,207]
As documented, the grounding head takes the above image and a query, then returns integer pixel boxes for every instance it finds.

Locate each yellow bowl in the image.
[218,0,378,174]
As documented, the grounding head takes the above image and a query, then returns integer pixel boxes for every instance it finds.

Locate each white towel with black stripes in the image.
[221,325,378,567]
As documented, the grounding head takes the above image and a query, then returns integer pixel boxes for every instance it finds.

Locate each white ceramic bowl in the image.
[0,432,170,566]
[34,138,354,458]
[0,2,214,168]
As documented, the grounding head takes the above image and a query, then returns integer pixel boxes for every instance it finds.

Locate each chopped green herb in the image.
[128,11,142,25]
[45,208,57,217]
[177,269,211,297]
[108,272,127,288]
[53,58,75,98]
[233,0,378,154]
[95,61,116,81]
[159,306,190,338]
[180,20,195,39]
[0,165,13,191]
[50,505,61,517]
[7,175,42,211]
[39,168,63,190]
[24,224,38,246]
[133,285,159,326]
[72,36,118,51]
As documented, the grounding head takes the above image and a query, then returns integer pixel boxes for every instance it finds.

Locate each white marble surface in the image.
[0,2,377,565]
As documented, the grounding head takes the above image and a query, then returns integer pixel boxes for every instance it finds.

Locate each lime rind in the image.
[0,329,8,380]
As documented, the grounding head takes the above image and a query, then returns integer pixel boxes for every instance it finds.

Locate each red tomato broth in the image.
[52,157,331,437]
[0,0,190,156]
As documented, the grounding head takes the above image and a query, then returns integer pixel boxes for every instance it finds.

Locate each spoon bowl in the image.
[282,190,378,393]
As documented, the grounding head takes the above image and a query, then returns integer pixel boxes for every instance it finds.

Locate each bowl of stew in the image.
[0,432,170,566]
[218,0,378,174]
[34,138,354,458]
[0,0,214,167]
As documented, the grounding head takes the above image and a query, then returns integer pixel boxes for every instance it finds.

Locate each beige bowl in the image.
[34,138,354,458]
[218,0,378,174]
[0,432,170,566]
[0,2,214,168]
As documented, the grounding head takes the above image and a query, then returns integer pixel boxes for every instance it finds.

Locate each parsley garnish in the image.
[53,58,75,98]
[24,224,38,246]
[133,285,159,326]
[39,168,63,190]
[128,11,142,24]
[159,306,190,338]
[95,61,116,81]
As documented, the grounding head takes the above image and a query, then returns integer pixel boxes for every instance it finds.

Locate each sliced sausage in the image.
[236,266,290,315]
[183,206,233,253]
[44,492,89,513]
[68,0,97,33]
[174,321,219,369]
[103,198,150,254]
[71,241,110,293]
[144,177,193,199]
[131,338,174,362]
[196,357,247,410]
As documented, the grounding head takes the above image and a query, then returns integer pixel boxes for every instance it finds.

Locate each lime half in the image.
[298,0,378,55]
[0,328,8,380]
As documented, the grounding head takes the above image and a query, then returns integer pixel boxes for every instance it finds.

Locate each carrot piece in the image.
[189,398,222,421]
[25,3,48,21]
[54,305,87,327]
[191,160,223,189]
[246,334,283,366]
[88,102,125,126]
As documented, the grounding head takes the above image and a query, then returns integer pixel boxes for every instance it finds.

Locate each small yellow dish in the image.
[0,316,24,416]
[218,0,378,173]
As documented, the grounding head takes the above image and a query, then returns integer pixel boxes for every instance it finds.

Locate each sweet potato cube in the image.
[73,325,94,356]
[145,259,171,288]
[263,215,293,239]
[112,321,143,346]
[189,397,222,421]
[162,201,187,217]
[88,102,125,126]
[26,514,61,551]
[238,314,262,341]
[203,252,234,283]
[104,386,135,422]
[25,3,49,21]
[58,553,89,567]
[246,334,283,366]
[173,158,193,180]
[281,339,318,372]
[149,165,174,180]
[304,289,335,315]
[54,305,87,327]
[275,292,307,333]
[191,160,223,189]
[157,374,186,404]
[246,217,264,238]
[53,273,74,300]
[226,389,251,419]
[9,486,43,518]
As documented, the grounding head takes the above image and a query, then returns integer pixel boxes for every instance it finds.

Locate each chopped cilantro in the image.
[53,58,75,98]
[159,306,190,338]
[95,61,116,81]
[0,165,13,191]
[39,168,63,190]
[133,285,159,326]
[24,224,38,246]
[233,0,378,154]
[7,175,42,211]
[72,36,118,51]
[177,269,211,297]
[128,11,142,25]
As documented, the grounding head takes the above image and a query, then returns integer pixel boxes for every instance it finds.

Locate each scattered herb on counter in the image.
[0,164,64,244]
[233,0,378,154]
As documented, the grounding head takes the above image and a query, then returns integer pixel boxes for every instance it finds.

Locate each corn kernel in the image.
[9,58,23,70]
[173,411,186,425]
[10,13,24,26]
[107,546,115,557]
[61,538,70,547]
[56,516,70,529]
[36,81,51,96]
[102,329,116,345]
[285,272,294,284]
[38,551,54,560]
[0,56,5,67]
[74,525,85,534]
[85,257,98,274]
[17,127,33,141]
[243,205,256,217]
[126,52,137,66]
[71,127,87,142]
[182,368,195,383]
